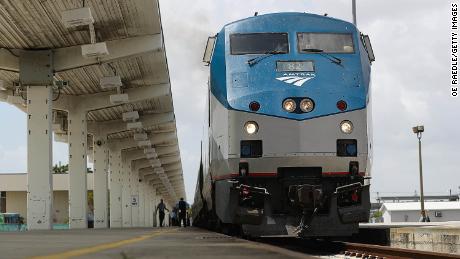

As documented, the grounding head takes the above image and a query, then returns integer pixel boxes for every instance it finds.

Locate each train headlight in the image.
[300,98,314,113]
[244,121,259,135]
[283,99,296,113]
[340,120,354,134]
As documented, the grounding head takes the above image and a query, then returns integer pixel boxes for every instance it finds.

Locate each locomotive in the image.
[192,12,375,237]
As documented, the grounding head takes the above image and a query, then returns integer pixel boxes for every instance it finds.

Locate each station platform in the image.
[0,227,313,259]
[357,222,460,255]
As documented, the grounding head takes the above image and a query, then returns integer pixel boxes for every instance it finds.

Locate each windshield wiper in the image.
[302,48,343,66]
[247,50,285,67]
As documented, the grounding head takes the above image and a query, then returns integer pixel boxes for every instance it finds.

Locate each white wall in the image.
[0,173,94,191]
[382,209,391,223]
[53,191,69,224]
[5,191,27,219]
[384,210,460,223]
[5,190,81,224]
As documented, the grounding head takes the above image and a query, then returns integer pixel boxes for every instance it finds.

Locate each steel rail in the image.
[341,242,460,259]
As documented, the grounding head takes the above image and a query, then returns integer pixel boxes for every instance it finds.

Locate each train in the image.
[192,12,375,238]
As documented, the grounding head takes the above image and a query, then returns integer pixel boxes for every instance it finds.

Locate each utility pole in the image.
[352,0,357,26]
[412,125,426,221]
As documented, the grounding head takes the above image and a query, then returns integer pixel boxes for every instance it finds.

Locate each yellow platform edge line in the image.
[29,229,175,259]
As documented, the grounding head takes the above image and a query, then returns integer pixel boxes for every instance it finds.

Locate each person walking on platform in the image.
[156,199,169,227]
[178,197,189,227]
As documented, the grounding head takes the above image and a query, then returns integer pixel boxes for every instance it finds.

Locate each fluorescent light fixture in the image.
[154,167,164,174]
[150,159,161,167]
[127,121,143,130]
[144,148,156,154]
[62,7,94,28]
[0,80,6,91]
[146,153,157,159]
[100,76,122,89]
[81,42,109,58]
[137,140,152,147]
[6,95,23,104]
[122,111,139,122]
[109,93,129,105]
[134,133,148,141]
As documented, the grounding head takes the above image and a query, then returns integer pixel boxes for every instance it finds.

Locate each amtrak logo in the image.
[276,73,315,87]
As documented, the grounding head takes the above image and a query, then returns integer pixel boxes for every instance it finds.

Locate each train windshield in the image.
[230,33,289,55]
[297,33,354,53]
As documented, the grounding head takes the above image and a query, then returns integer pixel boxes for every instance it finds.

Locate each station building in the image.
[0,173,167,227]
[380,201,460,223]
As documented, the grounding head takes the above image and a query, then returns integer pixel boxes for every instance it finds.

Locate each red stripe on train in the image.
[212,171,366,180]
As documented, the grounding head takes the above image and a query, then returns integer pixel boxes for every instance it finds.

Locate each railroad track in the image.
[256,237,460,259]
[337,242,459,259]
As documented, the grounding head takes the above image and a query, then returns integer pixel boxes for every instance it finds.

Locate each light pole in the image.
[412,125,426,221]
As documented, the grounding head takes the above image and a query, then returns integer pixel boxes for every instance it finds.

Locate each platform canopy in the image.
[0,0,185,203]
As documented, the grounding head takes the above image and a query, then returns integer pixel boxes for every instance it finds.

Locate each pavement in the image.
[0,227,316,259]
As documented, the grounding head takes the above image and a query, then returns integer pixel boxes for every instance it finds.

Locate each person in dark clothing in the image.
[178,197,188,227]
[156,199,169,227]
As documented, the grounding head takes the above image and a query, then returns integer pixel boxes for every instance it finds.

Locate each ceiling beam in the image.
[53,34,163,72]
[88,112,174,135]
[0,48,19,72]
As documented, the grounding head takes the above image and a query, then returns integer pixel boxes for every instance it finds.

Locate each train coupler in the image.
[288,184,323,209]
[288,184,323,234]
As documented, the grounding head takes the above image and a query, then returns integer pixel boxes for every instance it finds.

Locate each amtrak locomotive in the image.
[192,12,375,237]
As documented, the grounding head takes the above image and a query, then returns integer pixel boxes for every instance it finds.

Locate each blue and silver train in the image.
[192,12,375,237]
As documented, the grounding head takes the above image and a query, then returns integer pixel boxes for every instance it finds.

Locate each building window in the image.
[435,211,442,217]
[0,192,6,213]
[404,214,408,222]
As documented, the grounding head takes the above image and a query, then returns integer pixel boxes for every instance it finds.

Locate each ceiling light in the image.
[144,148,156,154]
[0,80,6,91]
[81,42,109,58]
[109,94,128,105]
[137,140,151,147]
[61,7,94,28]
[100,76,122,89]
[127,122,143,130]
[134,133,147,141]
[122,111,139,122]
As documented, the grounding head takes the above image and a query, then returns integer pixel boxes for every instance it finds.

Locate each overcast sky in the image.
[0,0,458,203]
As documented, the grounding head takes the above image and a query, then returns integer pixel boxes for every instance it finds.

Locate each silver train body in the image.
[192,13,374,237]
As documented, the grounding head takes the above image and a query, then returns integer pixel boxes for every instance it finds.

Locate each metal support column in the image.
[131,169,139,227]
[144,183,150,227]
[68,109,88,229]
[153,192,158,227]
[418,136,426,218]
[27,85,53,230]
[122,159,132,227]
[93,136,109,228]
[109,149,122,227]
[145,187,152,227]
[138,179,145,226]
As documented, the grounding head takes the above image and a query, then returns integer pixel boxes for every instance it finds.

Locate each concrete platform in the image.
[357,222,460,255]
[0,227,314,259]
[360,221,460,229]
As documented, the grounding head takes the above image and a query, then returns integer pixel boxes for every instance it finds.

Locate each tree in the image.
[53,164,68,174]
